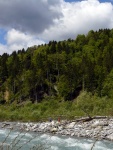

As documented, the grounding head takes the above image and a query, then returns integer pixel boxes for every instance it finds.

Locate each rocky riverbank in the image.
[1,116,113,141]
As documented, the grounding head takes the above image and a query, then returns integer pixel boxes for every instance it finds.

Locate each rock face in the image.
[1,117,113,141]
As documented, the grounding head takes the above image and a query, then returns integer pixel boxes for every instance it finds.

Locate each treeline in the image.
[0,28,113,103]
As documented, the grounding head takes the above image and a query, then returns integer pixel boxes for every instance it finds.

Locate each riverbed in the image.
[0,117,113,149]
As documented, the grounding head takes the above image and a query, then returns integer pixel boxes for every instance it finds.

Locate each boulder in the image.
[107,133,113,141]
[66,122,75,129]
[31,124,39,130]
[51,127,58,132]
[92,120,108,128]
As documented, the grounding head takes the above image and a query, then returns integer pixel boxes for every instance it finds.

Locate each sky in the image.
[0,0,113,54]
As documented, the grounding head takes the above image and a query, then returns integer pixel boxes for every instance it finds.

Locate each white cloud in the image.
[6,29,44,46]
[39,0,113,41]
[0,29,45,55]
[0,44,7,54]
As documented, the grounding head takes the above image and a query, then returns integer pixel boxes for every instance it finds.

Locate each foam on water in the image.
[49,135,64,144]
[0,129,7,134]
[25,132,33,138]
[92,141,113,150]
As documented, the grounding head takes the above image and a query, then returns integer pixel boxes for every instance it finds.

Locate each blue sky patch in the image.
[0,29,7,45]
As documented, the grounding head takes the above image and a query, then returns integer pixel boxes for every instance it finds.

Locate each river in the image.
[0,129,113,150]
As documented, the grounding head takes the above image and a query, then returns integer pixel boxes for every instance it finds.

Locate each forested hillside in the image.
[0,29,113,104]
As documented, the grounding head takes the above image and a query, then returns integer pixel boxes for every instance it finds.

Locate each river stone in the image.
[58,126,63,131]
[31,124,39,130]
[51,127,58,132]
[51,121,55,126]
[92,120,100,127]
[92,120,108,128]
[71,133,75,136]
[39,123,47,130]
[107,133,113,141]
[66,122,76,129]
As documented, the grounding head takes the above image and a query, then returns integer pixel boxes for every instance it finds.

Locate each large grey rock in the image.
[66,122,76,129]
[107,133,113,141]
[51,127,58,132]
[92,120,108,128]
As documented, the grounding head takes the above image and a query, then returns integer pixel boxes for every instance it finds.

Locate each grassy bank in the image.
[0,91,113,122]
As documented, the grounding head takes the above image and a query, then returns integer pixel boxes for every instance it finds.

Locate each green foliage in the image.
[0,29,113,119]
[0,29,113,102]
[77,91,94,112]
[76,91,110,116]
[0,91,112,121]
[102,69,113,97]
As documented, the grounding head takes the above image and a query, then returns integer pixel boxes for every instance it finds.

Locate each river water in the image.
[0,129,113,150]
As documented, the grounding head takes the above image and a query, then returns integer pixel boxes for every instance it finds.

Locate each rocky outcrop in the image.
[1,117,113,141]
